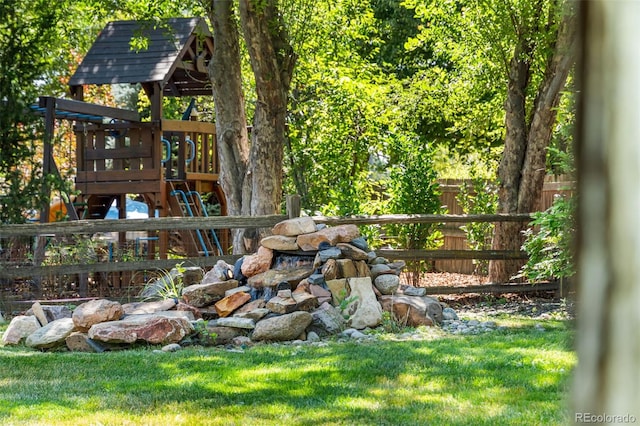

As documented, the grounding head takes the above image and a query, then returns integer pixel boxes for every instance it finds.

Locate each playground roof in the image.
[68,18,214,97]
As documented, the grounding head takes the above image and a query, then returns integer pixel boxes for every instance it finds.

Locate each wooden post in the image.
[286,194,301,219]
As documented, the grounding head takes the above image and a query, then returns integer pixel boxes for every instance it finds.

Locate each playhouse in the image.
[36,18,228,258]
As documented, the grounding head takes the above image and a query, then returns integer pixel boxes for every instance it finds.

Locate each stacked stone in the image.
[1,217,447,351]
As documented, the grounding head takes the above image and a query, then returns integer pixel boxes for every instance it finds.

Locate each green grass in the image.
[0,318,575,426]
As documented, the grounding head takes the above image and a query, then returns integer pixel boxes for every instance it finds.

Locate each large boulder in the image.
[260,235,299,251]
[309,302,347,336]
[344,277,382,330]
[2,315,41,345]
[272,217,317,236]
[182,280,239,307]
[88,314,194,345]
[251,311,313,342]
[379,295,443,327]
[25,318,76,349]
[296,225,360,251]
[247,268,313,289]
[72,299,124,332]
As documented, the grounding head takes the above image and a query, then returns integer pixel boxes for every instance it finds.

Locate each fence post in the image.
[286,194,301,219]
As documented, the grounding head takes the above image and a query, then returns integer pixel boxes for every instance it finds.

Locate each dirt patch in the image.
[404,272,575,320]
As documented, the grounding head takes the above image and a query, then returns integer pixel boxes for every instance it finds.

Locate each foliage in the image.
[140,262,187,301]
[517,194,576,282]
[385,144,445,283]
[38,235,99,266]
[547,86,576,176]
[0,0,67,223]
[457,177,499,274]
[0,318,575,425]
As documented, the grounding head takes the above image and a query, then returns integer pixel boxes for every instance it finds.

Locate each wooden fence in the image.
[0,213,542,304]
[436,176,574,273]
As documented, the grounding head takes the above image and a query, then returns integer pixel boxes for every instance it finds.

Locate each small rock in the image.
[318,247,342,262]
[214,292,251,318]
[231,335,253,347]
[225,285,252,297]
[350,237,369,252]
[307,331,320,342]
[321,259,338,280]
[213,317,256,329]
[401,286,427,297]
[266,296,298,314]
[240,246,274,278]
[307,274,326,286]
[374,274,400,295]
[206,326,247,345]
[122,299,177,315]
[162,343,182,352]
[31,302,49,326]
[336,259,358,278]
[234,308,270,322]
[65,332,105,352]
[369,264,392,278]
[350,330,367,339]
[336,243,369,260]
[310,302,347,336]
[277,289,293,299]
[442,307,458,321]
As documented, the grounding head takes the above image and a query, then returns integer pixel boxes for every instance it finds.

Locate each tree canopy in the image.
[0,0,575,267]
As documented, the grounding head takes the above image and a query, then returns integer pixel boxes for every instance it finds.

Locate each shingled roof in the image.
[69,18,213,97]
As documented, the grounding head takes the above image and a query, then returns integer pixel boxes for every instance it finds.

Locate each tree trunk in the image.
[239,0,297,248]
[489,3,576,282]
[206,1,250,254]
[573,1,640,418]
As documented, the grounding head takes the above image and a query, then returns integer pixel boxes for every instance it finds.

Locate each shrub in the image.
[516,194,576,282]
[456,178,498,274]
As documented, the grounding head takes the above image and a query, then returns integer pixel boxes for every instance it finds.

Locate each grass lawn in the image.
[0,317,575,426]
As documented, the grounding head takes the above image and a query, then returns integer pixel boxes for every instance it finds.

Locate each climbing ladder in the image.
[167,182,223,257]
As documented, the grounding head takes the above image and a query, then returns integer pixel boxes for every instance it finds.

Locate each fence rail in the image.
[0,213,532,282]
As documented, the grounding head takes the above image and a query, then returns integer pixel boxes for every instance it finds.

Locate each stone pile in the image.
[1,217,448,351]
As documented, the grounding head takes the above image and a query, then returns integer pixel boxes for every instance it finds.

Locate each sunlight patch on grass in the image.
[0,318,575,425]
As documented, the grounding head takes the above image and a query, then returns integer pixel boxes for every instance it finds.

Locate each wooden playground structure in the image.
[36,18,229,259]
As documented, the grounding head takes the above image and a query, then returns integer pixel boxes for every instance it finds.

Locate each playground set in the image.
[35,18,228,260]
